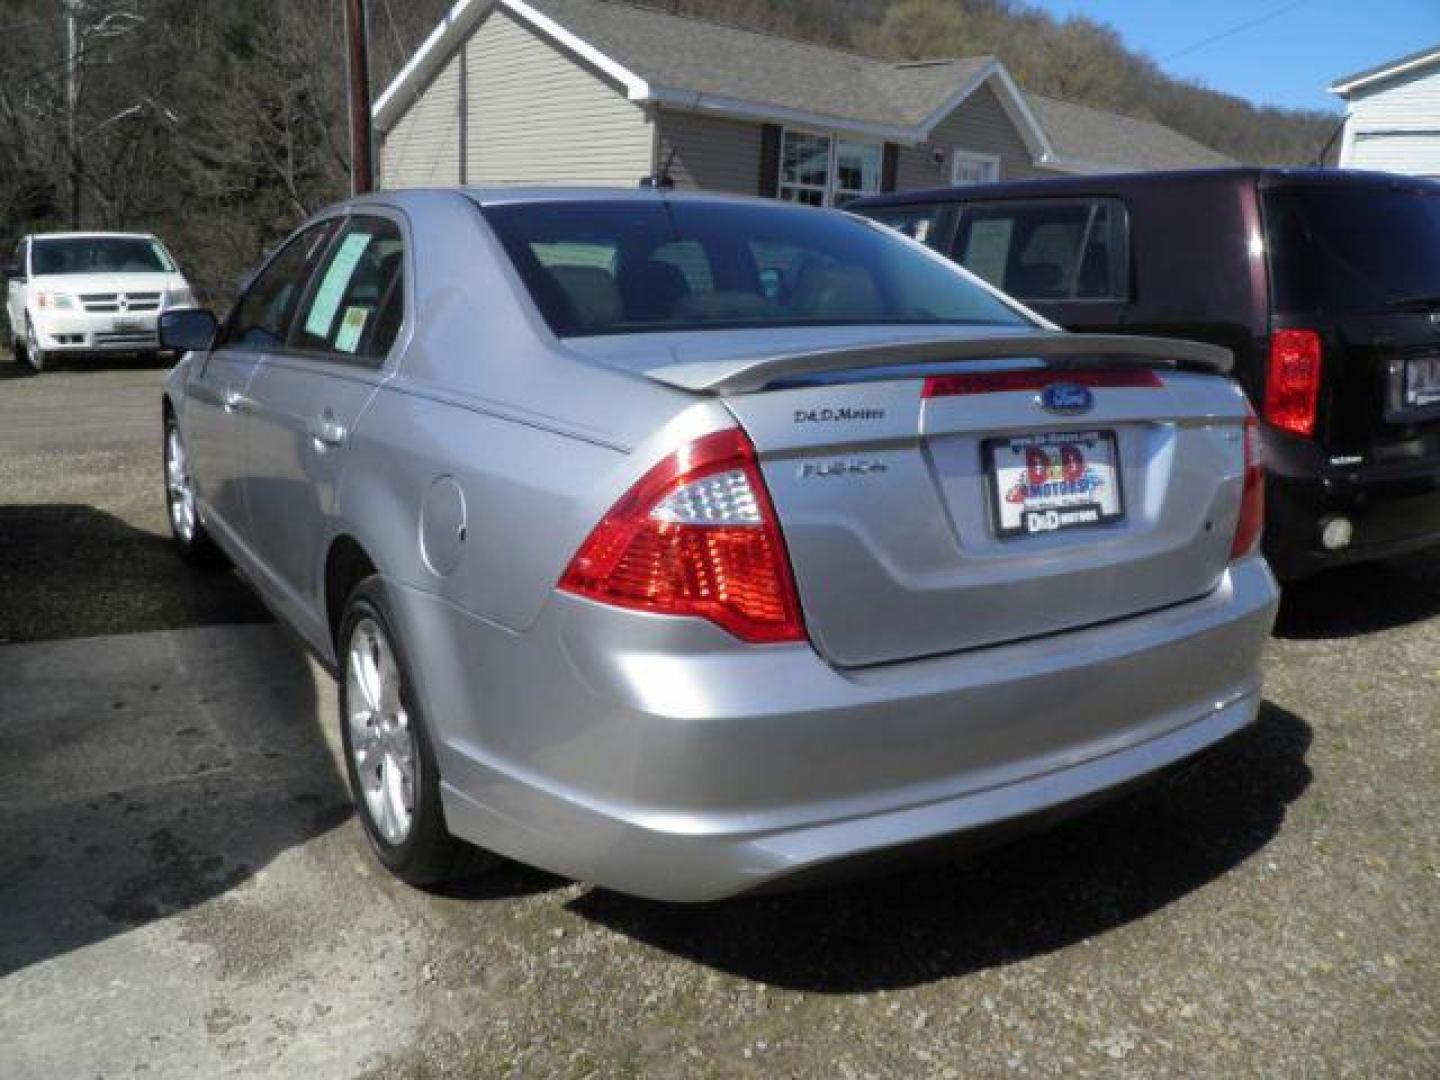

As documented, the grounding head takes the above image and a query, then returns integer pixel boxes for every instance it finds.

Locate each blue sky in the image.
[1026,0,1440,113]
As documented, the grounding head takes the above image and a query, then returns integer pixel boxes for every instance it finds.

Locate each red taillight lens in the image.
[558,428,805,643]
[1264,329,1322,437]
[1230,413,1265,560]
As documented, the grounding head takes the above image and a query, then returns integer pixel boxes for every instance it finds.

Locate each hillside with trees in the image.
[0,0,1339,306]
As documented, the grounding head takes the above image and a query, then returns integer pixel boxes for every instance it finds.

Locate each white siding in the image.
[381,57,462,188]
[896,83,1045,190]
[463,9,653,187]
[655,110,763,195]
[1341,64,1440,176]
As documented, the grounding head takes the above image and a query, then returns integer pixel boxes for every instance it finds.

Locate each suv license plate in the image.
[987,430,1125,538]
[1406,355,1440,408]
[112,317,140,333]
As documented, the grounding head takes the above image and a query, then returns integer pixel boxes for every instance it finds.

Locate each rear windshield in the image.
[31,236,174,275]
[482,200,1031,337]
[1265,184,1440,312]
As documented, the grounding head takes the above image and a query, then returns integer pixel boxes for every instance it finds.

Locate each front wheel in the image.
[23,319,45,373]
[163,414,224,565]
[338,578,488,886]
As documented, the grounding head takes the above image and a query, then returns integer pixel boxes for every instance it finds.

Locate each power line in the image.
[1161,0,1314,63]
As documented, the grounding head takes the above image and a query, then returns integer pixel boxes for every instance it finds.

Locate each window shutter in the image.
[758,124,781,198]
[882,142,899,192]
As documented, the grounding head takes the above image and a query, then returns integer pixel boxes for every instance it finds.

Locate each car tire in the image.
[338,577,490,886]
[24,318,46,373]
[163,413,224,566]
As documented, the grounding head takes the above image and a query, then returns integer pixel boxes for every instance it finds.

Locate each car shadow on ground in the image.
[0,504,270,644]
[568,702,1311,993]
[0,618,353,978]
[0,351,172,380]
[1274,550,1440,640]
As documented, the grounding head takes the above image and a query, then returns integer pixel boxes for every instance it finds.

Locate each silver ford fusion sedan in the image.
[159,189,1278,902]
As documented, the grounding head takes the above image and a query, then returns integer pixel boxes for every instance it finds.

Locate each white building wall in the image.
[1340,63,1440,177]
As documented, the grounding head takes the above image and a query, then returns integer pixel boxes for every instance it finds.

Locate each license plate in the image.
[1406,355,1440,408]
[112,317,140,333]
[986,430,1125,538]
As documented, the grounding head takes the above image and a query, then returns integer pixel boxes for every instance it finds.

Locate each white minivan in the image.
[6,231,195,372]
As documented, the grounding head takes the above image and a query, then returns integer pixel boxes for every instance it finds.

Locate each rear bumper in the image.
[394,557,1278,902]
[1264,459,1440,579]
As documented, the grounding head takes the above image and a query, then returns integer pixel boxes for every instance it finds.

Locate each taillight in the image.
[558,428,805,643]
[1264,328,1322,437]
[1230,412,1265,560]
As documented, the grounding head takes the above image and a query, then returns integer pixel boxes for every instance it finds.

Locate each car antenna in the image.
[640,145,679,190]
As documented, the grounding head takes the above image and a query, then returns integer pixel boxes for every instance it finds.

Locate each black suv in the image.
[850,168,1440,580]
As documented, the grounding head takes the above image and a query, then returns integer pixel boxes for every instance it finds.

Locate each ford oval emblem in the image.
[1039,382,1094,415]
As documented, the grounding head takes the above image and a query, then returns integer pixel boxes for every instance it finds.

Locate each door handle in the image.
[308,414,348,450]
[222,389,246,413]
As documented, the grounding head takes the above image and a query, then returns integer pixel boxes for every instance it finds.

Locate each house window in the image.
[779,129,883,207]
[952,149,1001,185]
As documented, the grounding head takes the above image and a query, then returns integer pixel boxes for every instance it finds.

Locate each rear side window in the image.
[1265,184,1440,313]
[858,204,956,251]
[224,222,337,350]
[951,198,1127,302]
[291,216,405,360]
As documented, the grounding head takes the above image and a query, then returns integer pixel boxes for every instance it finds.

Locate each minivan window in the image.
[1265,184,1440,313]
[30,236,174,275]
[223,222,337,350]
[291,216,405,359]
[484,200,1031,337]
[950,198,1127,302]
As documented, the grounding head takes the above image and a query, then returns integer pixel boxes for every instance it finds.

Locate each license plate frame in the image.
[1405,354,1440,408]
[985,429,1126,539]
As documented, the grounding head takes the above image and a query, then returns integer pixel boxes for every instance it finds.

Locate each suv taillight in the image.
[1264,328,1322,437]
[558,428,805,643]
[1230,412,1265,561]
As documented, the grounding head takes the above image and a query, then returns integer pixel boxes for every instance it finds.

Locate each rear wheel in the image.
[338,578,488,886]
[163,414,223,565]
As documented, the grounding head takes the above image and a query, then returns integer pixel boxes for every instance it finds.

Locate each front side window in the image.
[223,221,337,351]
[30,236,175,275]
[951,198,1127,302]
[484,199,1032,337]
[780,130,883,207]
[291,216,405,360]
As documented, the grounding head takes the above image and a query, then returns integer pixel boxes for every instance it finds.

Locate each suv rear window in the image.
[483,200,1030,337]
[949,199,1127,302]
[1265,183,1440,313]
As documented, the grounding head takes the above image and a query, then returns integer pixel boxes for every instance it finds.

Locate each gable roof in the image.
[1024,93,1234,171]
[1330,42,1440,96]
[375,0,1229,172]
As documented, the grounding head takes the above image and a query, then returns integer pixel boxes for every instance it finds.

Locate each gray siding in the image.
[463,9,653,187]
[655,110,763,195]
[381,57,462,188]
[896,82,1044,190]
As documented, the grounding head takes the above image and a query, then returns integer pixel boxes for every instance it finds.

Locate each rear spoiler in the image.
[646,333,1233,395]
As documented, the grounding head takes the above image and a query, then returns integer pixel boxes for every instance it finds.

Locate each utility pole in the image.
[344,0,374,195]
[66,0,82,228]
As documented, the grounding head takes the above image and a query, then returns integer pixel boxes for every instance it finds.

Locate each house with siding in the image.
[1330,44,1440,178]
[375,0,1232,203]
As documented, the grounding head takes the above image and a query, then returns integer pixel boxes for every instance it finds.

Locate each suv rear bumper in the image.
[395,557,1279,902]
[1264,459,1440,579]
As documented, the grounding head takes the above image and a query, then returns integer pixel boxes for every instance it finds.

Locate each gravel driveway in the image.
[0,360,1436,1078]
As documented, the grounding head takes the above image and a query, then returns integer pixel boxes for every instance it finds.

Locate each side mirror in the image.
[159,308,219,352]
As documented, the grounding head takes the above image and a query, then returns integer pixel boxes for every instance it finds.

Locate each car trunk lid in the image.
[632,329,1249,668]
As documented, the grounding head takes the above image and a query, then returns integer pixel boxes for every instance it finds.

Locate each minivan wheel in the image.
[338,578,488,886]
[163,415,223,565]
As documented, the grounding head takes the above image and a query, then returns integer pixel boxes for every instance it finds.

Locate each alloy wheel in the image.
[345,616,418,845]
